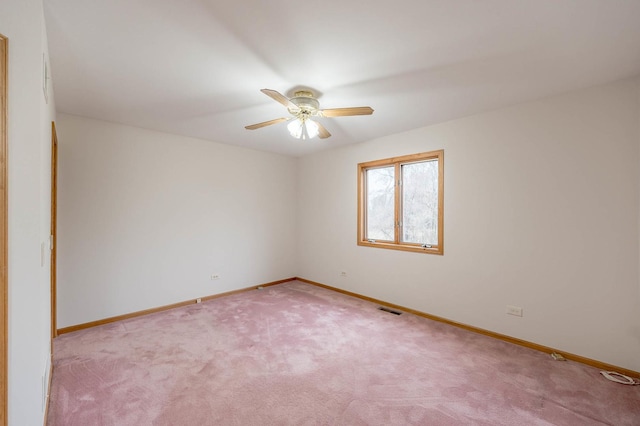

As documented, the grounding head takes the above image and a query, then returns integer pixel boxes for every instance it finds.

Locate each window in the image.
[357,150,444,255]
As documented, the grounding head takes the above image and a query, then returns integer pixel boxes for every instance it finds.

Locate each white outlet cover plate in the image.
[506,305,523,317]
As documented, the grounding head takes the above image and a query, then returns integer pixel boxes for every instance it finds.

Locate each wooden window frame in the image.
[357,150,444,255]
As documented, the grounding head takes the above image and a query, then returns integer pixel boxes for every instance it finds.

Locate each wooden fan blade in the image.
[319,106,374,117]
[317,121,331,139]
[245,117,288,130]
[260,89,295,109]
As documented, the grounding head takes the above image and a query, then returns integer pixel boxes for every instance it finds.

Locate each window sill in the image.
[357,240,443,255]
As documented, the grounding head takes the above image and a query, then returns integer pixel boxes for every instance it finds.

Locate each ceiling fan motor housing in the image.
[288,90,320,117]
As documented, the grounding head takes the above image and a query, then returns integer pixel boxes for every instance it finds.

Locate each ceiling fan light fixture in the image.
[287,118,319,140]
[245,88,373,140]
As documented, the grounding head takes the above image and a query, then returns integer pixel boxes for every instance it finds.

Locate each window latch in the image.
[368,239,376,243]
[421,244,432,249]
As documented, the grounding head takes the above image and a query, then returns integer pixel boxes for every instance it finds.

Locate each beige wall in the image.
[0,0,57,424]
[56,114,297,327]
[297,78,640,371]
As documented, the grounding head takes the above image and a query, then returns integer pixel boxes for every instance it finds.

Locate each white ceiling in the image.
[44,0,640,157]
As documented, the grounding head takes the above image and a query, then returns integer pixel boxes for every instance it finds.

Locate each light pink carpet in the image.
[48,281,640,425]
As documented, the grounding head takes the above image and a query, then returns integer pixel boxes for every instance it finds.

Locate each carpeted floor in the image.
[47,281,640,425]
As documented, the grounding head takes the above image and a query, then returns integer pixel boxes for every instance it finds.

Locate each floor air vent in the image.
[378,306,402,315]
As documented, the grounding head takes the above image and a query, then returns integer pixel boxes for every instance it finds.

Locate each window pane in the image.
[366,166,395,241]
[402,160,438,245]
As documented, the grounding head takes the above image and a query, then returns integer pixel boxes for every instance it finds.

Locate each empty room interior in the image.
[3,0,640,425]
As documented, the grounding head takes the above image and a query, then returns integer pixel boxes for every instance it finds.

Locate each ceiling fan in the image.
[245,89,374,140]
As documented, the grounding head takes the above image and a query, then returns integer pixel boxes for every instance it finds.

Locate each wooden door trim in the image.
[51,122,57,339]
[0,33,9,426]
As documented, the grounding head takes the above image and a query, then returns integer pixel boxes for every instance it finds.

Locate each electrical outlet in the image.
[506,305,523,317]
[211,274,220,280]
[196,298,202,304]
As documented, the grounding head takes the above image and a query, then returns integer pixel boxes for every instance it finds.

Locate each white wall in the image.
[56,114,297,327]
[0,0,56,424]
[297,78,640,372]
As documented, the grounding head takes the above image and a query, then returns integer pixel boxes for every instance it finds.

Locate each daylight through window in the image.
[358,150,443,255]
